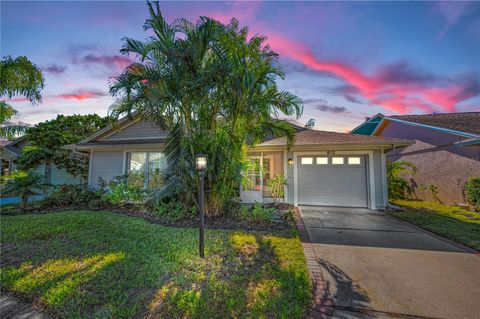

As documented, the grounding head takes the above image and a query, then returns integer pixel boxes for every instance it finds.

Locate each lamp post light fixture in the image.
[288,158,294,165]
[195,154,207,258]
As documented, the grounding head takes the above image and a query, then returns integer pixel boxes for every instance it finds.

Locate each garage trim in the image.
[293,150,376,209]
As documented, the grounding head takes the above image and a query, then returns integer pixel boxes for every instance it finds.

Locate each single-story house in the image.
[351,112,480,205]
[69,114,413,210]
[0,136,82,184]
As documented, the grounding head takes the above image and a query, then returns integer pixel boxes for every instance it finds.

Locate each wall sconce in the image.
[288,158,294,165]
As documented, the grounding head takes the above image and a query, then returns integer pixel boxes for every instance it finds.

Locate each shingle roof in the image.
[77,138,166,146]
[257,129,412,147]
[389,112,480,135]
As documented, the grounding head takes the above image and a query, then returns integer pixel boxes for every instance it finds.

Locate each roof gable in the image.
[352,112,480,138]
[79,113,167,144]
[389,113,480,136]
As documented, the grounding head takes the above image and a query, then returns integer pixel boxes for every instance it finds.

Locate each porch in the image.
[240,151,287,204]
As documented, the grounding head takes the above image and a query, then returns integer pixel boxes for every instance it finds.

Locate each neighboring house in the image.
[0,136,82,185]
[69,114,412,210]
[351,112,480,205]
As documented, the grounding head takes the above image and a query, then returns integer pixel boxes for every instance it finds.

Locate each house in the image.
[69,114,413,210]
[351,112,480,205]
[0,136,82,184]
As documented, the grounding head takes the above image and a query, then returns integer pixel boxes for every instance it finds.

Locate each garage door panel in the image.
[298,155,368,207]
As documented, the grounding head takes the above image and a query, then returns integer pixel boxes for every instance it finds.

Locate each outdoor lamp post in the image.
[195,154,207,258]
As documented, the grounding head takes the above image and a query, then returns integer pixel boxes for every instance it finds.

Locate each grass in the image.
[0,211,311,318]
[391,200,480,250]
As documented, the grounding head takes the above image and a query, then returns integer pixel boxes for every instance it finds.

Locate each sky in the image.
[2,1,480,132]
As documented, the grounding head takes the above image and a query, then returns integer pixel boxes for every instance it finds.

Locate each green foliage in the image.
[109,2,303,216]
[465,177,480,211]
[428,184,441,203]
[16,114,111,179]
[238,203,276,223]
[98,175,146,205]
[392,199,480,250]
[2,170,47,209]
[43,184,108,210]
[0,55,44,138]
[0,211,311,318]
[153,201,196,222]
[387,160,417,200]
[0,55,44,103]
[266,174,287,204]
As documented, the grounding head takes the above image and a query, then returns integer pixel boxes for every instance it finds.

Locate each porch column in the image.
[260,152,264,203]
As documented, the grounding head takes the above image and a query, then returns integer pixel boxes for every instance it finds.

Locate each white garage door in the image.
[297,155,368,207]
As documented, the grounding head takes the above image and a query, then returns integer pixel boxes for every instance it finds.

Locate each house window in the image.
[243,158,272,191]
[127,152,166,189]
[301,157,313,165]
[244,158,261,191]
[332,157,344,165]
[348,157,361,165]
[316,157,328,165]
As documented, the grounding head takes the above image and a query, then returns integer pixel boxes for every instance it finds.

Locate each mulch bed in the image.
[2,203,296,232]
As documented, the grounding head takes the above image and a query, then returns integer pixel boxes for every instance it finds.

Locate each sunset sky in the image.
[2,1,479,132]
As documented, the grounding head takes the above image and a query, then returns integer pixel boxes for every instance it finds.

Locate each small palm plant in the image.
[386,160,417,201]
[3,170,46,210]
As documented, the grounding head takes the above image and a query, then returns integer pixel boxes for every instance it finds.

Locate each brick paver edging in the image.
[294,207,335,319]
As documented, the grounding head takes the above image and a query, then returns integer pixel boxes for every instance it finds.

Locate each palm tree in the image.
[386,160,417,200]
[3,170,46,210]
[109,1,302,215]
[0,55,44,139]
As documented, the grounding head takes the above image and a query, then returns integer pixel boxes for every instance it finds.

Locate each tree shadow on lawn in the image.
[145,232,311,319]
[1,213,310,318]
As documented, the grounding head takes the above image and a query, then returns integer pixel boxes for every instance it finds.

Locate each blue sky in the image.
[2,1,479,132]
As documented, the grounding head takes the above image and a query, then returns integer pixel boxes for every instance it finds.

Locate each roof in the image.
[256,129,413,148]
[389,112,480,135]
[351,112,480,137]
[0,136,27,156]
[76,138,167,146]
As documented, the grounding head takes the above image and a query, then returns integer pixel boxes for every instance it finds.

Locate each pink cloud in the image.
[262,32,478,114]
[56,90,106,101]
[72,54,132,71]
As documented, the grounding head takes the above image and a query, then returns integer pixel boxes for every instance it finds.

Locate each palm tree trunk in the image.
[21,194,28,210]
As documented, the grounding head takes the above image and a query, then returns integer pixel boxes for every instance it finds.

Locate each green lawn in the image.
[0,211,311,318]
[391,200,480,250]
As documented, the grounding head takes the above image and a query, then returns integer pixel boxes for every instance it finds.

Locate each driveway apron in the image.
[300,206,480,319]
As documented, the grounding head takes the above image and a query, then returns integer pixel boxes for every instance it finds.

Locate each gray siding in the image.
[105,120,168,140]
[89,151,124,187]
[50,166,82,185]
[286,151,294,203]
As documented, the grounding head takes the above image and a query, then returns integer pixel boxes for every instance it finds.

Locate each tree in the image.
[386,160,417,200]
[0,56,45,139]
[3,170,46,210]
[109,1,302,215]
[16,114,111,180]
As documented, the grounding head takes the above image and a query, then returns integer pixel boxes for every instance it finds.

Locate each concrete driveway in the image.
[300,206,480,319]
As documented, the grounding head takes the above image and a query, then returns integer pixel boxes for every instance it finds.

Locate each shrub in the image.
[465,177,480,211]
[152,201,196,222]
[282,209,296,224]
[387,161,416,200]
[238,203,276,223]
[99,175,147,205]
[266,174,287,204]
[2,170,47,210]
[43,184,107,209]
